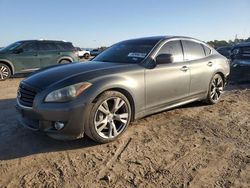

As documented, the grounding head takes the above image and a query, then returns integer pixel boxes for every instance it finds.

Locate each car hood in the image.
[0,50,9,55]
[23,61,133,90]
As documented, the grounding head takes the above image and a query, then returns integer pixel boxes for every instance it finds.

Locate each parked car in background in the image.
[0,40,79,81]
[230,41,250,83]
[216,46,232,58]
[231,42,250,61]
[76,47,90,59]
[16,36,230,143]
[90,49,102,56]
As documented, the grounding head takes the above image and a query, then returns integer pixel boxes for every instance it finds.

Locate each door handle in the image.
[180,66,189,72]
[207,62,213,67]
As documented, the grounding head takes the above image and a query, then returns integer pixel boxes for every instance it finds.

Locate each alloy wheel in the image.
[210,75,224,102]
[94,97,129,139]
[0,65,10,80]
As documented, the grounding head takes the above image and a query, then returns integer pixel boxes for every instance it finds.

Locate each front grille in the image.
[240,47,250,58]
[18,83,37,108]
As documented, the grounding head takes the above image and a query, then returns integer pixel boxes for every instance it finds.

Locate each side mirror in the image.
[156,54,173,64]
[13,48,23,54]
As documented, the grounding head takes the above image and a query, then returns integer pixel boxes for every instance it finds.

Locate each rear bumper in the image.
[16,99,90,140]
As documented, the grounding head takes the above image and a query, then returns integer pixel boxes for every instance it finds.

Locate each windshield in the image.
[0,42,23,51]
[93,39,158,64]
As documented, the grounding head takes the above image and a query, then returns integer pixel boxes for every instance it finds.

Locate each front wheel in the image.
[85,91,131,143]
[59,59,71,64]
[205,74,224,104]
[0,63,11,81]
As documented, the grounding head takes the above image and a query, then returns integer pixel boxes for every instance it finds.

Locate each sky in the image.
[0,0,249,48]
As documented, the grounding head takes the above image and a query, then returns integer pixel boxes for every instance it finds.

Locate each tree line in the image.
[207,37,249,49]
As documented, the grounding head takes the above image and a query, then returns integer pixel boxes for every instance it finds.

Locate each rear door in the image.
[145,40,190,110]
[38,42,60,68]
[181,40,214,97]
[11,41,40,72]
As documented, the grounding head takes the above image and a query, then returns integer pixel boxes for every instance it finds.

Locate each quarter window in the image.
[157,40,183,62]
[182,40,205,61]
[56,42,75,51]
[202,45,212,56]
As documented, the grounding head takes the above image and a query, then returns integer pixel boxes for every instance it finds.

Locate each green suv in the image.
[0,40,79,81]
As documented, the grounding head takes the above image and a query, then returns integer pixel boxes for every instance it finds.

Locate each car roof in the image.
[17,40,71,43]
[121,35,206,44]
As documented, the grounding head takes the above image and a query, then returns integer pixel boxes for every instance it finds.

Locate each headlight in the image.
[44,82,92,102]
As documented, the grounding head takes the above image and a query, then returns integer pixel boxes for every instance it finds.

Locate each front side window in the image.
[157,40,183,62]
[0,42,23,51]
[182,40,205,61]
[93,39,158,64]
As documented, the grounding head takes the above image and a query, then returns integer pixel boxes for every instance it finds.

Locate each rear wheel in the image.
[0,63,11,81]
[84,53,90,59]
[85,91,131,143]
[205,74,224,104]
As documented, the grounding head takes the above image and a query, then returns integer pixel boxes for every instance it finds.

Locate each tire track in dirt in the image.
[97,137,132,179]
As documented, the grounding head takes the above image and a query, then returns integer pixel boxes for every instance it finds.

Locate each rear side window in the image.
[38,42,59,51]
[157,40,183,62]
[182,40,205,61]
[22,42,38,52]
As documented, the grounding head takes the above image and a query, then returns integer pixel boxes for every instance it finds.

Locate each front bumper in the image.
[16,99,90,140]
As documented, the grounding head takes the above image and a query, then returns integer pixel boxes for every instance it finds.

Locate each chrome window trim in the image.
[152,37,213,61]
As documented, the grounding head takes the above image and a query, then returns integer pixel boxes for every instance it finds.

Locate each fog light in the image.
[54,121,65,130]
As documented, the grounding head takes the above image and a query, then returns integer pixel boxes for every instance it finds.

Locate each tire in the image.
[84,53,90,59]
[0,63,11,81]
[59,59,71,64]
[205,74,224,104]
[85,91,132,143]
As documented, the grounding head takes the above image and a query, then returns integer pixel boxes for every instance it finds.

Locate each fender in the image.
[0,59,15,74]
[86,74,145,119]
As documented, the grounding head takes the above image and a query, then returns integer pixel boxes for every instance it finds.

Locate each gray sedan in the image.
[16,36,230,143]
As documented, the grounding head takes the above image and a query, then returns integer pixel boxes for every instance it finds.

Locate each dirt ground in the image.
[0,72,250,187]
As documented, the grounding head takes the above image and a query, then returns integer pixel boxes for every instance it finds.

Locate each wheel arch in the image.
[0,59,15,75]
[57,56,73,64]
[214,71,226,86]
[92,87,136,121]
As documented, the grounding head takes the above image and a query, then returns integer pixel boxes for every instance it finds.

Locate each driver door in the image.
[145,40,190,110]
[11,41,40,72]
